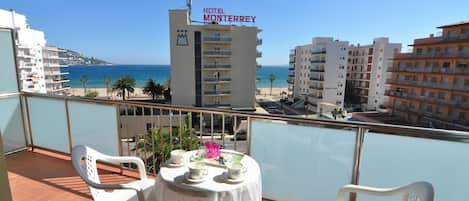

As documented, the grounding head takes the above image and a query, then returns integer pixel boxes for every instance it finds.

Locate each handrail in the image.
[21,92,469,143]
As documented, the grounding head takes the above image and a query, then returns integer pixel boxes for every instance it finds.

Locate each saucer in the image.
[223,172,244,183]
[167,161,185,167]
[184,172,206,183]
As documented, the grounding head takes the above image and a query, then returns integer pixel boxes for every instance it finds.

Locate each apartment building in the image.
[0,9,69,94]
[288,37,349,113]
[346,38,401,111]
[169,9,261,110]
[386,22,469,131]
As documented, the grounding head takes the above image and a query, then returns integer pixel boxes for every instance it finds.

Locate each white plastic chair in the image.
[72,145,155,201]
[336,181,434,201]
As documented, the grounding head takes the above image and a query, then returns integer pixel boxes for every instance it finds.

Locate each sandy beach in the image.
[69,87,288,100]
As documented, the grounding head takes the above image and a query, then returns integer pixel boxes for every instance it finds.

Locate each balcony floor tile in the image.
[6,148,152,201]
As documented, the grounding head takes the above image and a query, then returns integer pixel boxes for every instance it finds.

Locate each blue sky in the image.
[3,0,469,65]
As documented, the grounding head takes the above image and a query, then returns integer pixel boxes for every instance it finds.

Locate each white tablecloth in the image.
[151,150,262,201]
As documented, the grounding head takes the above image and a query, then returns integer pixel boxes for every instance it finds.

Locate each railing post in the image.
[18,95,29,148]
[23,96,34,151]
[64,99,73,153]
[246,116,251,155]
[350,127,366,201]
[115,105,124,175]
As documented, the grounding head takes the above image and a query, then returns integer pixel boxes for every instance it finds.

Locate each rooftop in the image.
[437,21,469,28]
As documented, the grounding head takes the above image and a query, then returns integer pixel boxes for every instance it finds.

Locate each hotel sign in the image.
[203,8,256,23]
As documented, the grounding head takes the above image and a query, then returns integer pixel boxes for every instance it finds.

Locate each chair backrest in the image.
[71,145,105,199]
[336,181,434,201]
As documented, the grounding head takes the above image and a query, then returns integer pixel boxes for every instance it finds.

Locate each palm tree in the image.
[164,79,171,89]
[142,79,164,100]
[104,76,111,97]
[112,76,136,101]
[163,79,171,102]
[269,73,276,95]
[80,75,88,94]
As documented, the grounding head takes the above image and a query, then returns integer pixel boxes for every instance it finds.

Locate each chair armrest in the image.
[99,155,148,180]
[336,184,403,201]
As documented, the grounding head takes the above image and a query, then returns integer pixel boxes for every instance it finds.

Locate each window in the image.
[416,48,423,54]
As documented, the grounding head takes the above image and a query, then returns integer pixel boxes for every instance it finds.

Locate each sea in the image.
[64,65,289,88]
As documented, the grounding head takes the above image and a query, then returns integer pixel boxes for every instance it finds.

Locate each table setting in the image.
[151,142,262,201]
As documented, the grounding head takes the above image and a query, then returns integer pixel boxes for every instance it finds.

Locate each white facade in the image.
[169,9,261,110]
[347,38,401,111]
[288,37,349,113]
[0,9,69,94]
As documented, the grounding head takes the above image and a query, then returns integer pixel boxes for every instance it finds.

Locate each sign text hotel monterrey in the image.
[203,8,256,23]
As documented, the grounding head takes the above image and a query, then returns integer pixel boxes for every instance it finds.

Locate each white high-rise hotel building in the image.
[288,37,349,113]
[288,37,401,112]
[0,9,69,94]
[347,38,401,111]
[169,9,261,110]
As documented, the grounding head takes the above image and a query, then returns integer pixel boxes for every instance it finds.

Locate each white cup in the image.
[170,149,186,164]
[227,162,245,180]
[188,162,208,179]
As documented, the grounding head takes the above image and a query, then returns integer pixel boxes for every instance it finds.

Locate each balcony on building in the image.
[288,64,295,71]
[203,77,231,84]
[256,63,262,70]
[44,71,69,76]
[203,36,232,43]
[43,62,62,68]
[310,66,325,72]
[310,58,326,63]
[257,38,262,46]
[394,51,469,60]
[311,48,326,55]
[48,85,71,93]
[203,50,232,57]
[309,76,324,81]
[203,90,231,96]
[2,91,469,201]
[287,78,294,84]
[203,63,231,70]
[386,78,469,93]
[256,51,262,58]
[412,30,469,46]
[16,51,34,59]
[309,84,324,90]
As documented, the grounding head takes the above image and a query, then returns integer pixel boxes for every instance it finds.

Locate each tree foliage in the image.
[112,76,136,101]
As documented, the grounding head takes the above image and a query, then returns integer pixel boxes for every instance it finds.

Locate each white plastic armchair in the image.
[336,181,434,201]
[72,145,154,201]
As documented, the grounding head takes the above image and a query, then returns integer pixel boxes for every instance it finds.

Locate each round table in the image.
[151,150,262,201]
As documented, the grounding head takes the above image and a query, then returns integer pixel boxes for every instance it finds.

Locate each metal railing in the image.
[395,52,469,59]
[203,36,232,42]
[204,90,231,95]
[387,66,469,75]
[5,92,469,201]
[386,78,469,92]
[203,64,231,69]
[203,50,232,56]
[204,77,231,82]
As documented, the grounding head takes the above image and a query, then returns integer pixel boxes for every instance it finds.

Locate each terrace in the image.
[2,28,469,201]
